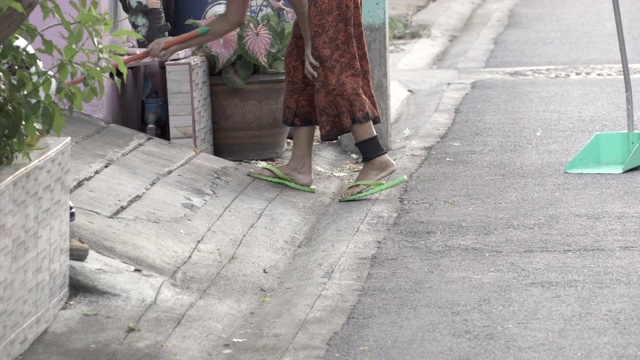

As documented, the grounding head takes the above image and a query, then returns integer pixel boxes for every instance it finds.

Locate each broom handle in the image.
[67,27,210,86]
[613,0,634,132]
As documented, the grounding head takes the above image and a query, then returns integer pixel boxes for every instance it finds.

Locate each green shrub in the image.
[0,0,135,165]
[389,17,423,40]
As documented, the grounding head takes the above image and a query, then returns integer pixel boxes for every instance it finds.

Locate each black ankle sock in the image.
[355,135,387,162]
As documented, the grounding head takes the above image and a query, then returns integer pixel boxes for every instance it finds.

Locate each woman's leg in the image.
[249,126,316,186]
[341,121,397,198]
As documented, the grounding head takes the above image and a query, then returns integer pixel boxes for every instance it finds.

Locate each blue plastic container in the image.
[172,0,282,35]
[172,0,209,35]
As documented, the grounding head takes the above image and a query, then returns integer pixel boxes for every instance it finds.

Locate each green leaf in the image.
[279,23,293,57]
[270,59,285,73]
[63,44,77,60]
[112,55,127,76]
[110,29,140,38]
[0,0,133,165]
[235,57,255,80]
[40,38,56,56]
[221,66,247,89]
[5,1,24,13]
[57,63,70,83]
[71,0,83,12]
[52,106,66,135]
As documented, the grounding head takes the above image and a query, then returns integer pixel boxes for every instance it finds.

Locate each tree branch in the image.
[0,0,40,44]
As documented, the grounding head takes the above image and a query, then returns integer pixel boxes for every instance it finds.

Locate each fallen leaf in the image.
[261,297,270,302]
[126,323,140,333]
[81,308,100,316]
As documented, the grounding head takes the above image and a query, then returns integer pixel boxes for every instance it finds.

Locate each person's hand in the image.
[304,48,319,81]
[147,0,162,9]
[147,37,174,61]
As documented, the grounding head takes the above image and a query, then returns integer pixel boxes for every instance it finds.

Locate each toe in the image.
[341,184,365,199]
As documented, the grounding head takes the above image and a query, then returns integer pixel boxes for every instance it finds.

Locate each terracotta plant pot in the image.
[209,74,289,161]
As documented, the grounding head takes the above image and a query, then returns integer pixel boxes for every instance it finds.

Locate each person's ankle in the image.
[364,154,395,168]
[286,160,312,175]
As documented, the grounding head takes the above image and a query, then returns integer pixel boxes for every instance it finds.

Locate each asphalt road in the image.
[326,0,640,358]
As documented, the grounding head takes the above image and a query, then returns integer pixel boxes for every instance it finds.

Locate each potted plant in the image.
[0,0,132,165]
[0,1,132,358]
[192,0,295,160]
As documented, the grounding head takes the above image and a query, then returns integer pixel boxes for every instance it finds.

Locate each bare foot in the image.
[249,163,314,187]
[341,154,397,198]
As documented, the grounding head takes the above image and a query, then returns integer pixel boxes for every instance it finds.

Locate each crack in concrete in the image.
[108,152,198,218]
[72,206,106,218]
[70,137,150,193]
[149,182,285,359]
[107,178,260,360]
[71,122,108,145]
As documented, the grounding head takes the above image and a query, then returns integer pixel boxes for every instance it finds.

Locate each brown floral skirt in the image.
[282,0,380,141]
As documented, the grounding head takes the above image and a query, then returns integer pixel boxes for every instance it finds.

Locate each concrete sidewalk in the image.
[20,0,481,359]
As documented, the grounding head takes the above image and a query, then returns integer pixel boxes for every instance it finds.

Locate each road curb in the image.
[390,0,484,123]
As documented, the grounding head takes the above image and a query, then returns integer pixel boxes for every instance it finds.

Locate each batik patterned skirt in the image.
[282,0,380,141]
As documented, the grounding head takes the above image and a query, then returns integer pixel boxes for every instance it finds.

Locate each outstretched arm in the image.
[148,0,250,60]
[287,0,319,80]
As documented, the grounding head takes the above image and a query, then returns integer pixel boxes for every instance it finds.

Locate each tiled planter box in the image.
[0,137,71,360]
[166,55,214,155]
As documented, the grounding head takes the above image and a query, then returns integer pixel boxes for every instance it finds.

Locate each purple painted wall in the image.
[29,0,111,120]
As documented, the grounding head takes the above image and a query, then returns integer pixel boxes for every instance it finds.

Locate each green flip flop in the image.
[339,175,408,202]
[248,165,317,193]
